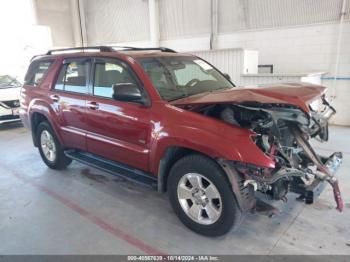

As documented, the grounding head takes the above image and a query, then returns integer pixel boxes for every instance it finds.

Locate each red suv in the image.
[20,46,343,236]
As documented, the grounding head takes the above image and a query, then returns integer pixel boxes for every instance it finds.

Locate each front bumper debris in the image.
[290,151,344,211]
[323,152,343,211]
[292,126,343,211]
[291,177,327,204]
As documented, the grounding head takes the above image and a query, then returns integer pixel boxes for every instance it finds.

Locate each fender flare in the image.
[28,99,63,146]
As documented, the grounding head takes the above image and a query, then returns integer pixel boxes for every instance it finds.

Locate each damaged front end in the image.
[194,95,343,212]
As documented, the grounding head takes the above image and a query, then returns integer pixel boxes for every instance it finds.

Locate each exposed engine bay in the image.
[188,95,344,211]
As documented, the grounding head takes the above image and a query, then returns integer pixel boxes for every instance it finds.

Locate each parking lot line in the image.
[7,168,166,256]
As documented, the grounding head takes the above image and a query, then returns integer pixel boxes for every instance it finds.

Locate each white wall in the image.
[163,23,350,74]
[32,0,350,125]
[35,0,75,47]
[158,0,349,39]
[242,23,350,126]
[217,23,350,75]
[323,79,350,125]
[83,0,150,45]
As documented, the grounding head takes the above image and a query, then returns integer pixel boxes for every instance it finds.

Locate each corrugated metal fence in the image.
[83,0,349,45]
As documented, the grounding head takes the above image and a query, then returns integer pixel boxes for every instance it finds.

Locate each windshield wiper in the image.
[168,94,188,101]
[168,87,230,101]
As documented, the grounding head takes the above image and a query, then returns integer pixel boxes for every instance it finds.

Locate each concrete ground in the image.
[0,123,349,255]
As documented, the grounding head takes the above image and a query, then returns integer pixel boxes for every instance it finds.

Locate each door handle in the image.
[87,101,99,110]
[50,94,60,102]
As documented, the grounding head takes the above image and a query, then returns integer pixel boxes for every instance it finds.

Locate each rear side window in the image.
[24,60,53,86]
[54,60,89,94]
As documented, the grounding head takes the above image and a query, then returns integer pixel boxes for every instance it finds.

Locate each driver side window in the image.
[93,60,138,98]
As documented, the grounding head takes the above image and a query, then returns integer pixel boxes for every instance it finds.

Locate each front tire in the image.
[36,121,72,170]
[167,154,242,237]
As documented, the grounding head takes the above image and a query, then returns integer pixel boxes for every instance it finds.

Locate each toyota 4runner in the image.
[20,46,343,236]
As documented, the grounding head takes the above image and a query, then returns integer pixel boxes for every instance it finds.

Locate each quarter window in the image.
[93,61,138,98]
[24,60,53,86]
[54,60,89,94]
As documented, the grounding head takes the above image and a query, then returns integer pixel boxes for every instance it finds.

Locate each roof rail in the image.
[112,46,177,53]
[46,46,114,55]
[45,46,176,56]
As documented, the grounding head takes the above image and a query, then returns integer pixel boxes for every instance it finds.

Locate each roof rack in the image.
[112,46,177,53]
[46,46,176,55]
[46,46,114,55]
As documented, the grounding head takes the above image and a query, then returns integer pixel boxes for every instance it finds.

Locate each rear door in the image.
[85,57,152,171]
[51,58,91,150]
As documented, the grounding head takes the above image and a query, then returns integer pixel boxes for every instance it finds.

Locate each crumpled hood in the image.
[171,82,327,112]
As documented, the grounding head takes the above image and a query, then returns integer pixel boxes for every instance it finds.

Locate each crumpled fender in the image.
[149,105,275,175]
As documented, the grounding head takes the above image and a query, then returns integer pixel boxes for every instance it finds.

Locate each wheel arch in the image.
[157,146,199,192]
[156,145,232,191]
[153,132,243,193]
[157,146,256,213]
[30,111,62,147]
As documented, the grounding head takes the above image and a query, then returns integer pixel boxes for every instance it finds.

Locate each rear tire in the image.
[36,121,72,170]
[167,154,242,237]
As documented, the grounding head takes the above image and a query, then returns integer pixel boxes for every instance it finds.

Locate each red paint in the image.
[8,169,165,255]
[85,96,151,170]
[171,82,326,113]
[331,180,343,212]
[20,51,327,175]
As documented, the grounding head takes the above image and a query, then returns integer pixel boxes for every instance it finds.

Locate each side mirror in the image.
[112,83,143,104]
[223,73,231,81]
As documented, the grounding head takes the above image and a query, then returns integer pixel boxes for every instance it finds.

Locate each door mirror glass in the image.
[112,83,143,103]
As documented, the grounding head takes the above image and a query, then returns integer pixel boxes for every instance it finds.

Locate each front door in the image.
[85,57,152,172]
[51,58,91,150]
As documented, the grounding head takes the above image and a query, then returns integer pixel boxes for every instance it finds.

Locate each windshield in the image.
[137,56,234,101]
[0,75,21,89]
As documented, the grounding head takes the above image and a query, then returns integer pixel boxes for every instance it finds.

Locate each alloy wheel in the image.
[40,130,57,162]
[177,173,222,225]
